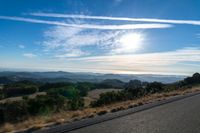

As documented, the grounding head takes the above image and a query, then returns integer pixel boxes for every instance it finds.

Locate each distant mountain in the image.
[0,71,185,84]
[101,79,126,88]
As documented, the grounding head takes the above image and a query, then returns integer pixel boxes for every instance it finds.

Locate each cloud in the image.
[42,26,119,57]
[22,47,199,75]
[31,13,200,26]
[18,44,25,49]
[0,16,172,30]
[23,53,37,58]
[59,47,200,75]
[68,47,200,67]
[0,15,171,58]
[42,26,146,57]
[54,49,87,58]
[6,47,200,75]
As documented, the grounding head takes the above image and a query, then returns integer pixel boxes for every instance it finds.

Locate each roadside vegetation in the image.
[0,73,200,132]
[91,73,200,107]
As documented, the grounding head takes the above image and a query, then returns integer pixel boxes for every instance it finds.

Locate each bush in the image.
[27,94,67,115]
[146,82,164,93]
[0,90,4,100]
[182,73,200,86]
[90,91,129,107]
[3,81,39,97]
[91,82,165,107]
[75,82,94,97]
[68,97,84,110]
[126,80,143,90]
[22,95,29,100]
[0,100,29,123]
[47,86,79,99]
[39,82,73,92]
[0,94,68,123]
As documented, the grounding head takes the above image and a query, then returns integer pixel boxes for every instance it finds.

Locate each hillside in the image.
[0,71,185,84]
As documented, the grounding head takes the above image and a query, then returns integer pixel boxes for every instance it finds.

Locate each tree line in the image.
[91,73,200,107]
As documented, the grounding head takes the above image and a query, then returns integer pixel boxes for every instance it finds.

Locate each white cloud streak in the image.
[31,13,200,26]
[60,47,200,75]
[5,47,200,75]
[0,16,172,30]
[28,47,200,75]
[70,47,200,65]
[23,53,37,58]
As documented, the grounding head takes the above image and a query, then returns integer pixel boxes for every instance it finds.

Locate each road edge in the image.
[32,91,200,133]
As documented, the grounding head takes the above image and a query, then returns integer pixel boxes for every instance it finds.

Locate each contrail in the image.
[31,13,200,26]
[0,16,172,30]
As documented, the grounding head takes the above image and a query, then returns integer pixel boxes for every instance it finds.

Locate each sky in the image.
[0,0,200,75]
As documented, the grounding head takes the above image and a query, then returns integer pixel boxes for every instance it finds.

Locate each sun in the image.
[116,32,144,53]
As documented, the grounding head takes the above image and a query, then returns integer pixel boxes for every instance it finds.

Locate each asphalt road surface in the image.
[69,94,200,133]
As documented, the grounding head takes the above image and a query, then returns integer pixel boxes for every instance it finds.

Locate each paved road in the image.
[69,94,200,133]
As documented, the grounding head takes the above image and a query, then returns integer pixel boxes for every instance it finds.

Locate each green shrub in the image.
[68,97,84,110]
[27,94,67,115]
[75,82,94,97]
[3,83,38,97]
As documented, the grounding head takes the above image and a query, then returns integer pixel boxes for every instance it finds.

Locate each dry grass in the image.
[1,123,14,133]
[83,97,94,107]
[1,86,200,132]
[0,92,46,103]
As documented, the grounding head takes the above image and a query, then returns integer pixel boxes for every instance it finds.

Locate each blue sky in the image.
[0,0,200,75]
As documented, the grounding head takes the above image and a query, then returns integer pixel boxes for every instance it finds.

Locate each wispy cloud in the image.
[0,16,172,30]
[60,47,200,75]
[42,26,146,57]
[42,26,122,57]
[23,53,37,58]
[71,47,200,65]
[18,44,25,49]
[54,49,86,58]
[31,13,200,26]
[0,15,171,58]
[6,47,200,75]
[20,47,199,75]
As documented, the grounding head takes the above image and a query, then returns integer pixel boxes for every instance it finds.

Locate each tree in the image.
[146,82,164,93]
[126,80,142,90]
[76,82,94,97]
[192,73,200,83]
[68,97,84,110]
[39,82,73,92]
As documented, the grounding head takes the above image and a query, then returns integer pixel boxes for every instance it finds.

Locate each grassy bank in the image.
[1,85,200,132]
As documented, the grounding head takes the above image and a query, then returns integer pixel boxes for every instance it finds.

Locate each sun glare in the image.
[117,32,144,53]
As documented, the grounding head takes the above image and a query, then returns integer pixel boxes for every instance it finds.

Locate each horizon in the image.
[1,0,200,75]
[0,68,189,76]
